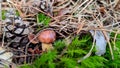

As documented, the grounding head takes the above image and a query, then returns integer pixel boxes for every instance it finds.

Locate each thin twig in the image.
[113,30,119,50]
[78,30,96,63]
[92,15,114,60]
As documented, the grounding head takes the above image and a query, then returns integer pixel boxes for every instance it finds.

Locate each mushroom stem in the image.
[42,43,54,52]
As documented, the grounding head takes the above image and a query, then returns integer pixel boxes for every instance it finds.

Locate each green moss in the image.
[2,10,6,20]
[33,50,57,68]
[20,33,120,68]
[80,56,107,68]
[2,10,20,20]
[37,13,51,27]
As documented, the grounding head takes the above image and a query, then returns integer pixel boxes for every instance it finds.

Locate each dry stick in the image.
[114,0,120,9]
[78,31,96,63]
[0,59,17,68]
[92,15,114,60]
[57,1,70,9]
[22,0,26,5]
[70,0,75,4]
[57,0,69,6]
[24,35,39,63]
[15,5,36,18]
[70,0,92,26]
[14,54,40,58]
[53,1,70,12]
[6,0,25,18]
[71,0,89,14]
[103,7,119,25]
[56,31,66,38]
[78,0,93,14]
[24,29,45,63]
[113,30,120,55]
[113,30,119,50]
[73,0,82,9]
[76,20,85,34]
[13,2,59,26]
[1,28,5,47]
[31,7,59,22]
[59,24,68,32]
[82,28,120,34]
[8,1,52,20]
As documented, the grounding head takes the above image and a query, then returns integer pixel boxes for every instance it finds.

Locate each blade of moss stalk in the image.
[36,14,43,31]
[2,10,5,20]
[37,13,51,27]
[16,11,20,16]
[37,14,39,23]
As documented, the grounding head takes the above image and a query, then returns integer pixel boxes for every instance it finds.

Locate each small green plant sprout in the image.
[37,13,51,27]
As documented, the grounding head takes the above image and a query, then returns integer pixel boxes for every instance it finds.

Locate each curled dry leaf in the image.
[28,47,42,54]
[28,48,34,54]
[99,6,106,14]
[34,46,42,54]
[90,30,110,56]
[28,33,39,44]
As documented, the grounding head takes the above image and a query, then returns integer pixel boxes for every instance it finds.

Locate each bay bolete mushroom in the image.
[38,28,56,52]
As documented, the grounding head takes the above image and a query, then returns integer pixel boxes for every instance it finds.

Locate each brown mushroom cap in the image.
[38,29,56,44]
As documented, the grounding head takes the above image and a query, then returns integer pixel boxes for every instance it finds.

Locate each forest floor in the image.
[0,0,120,68]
